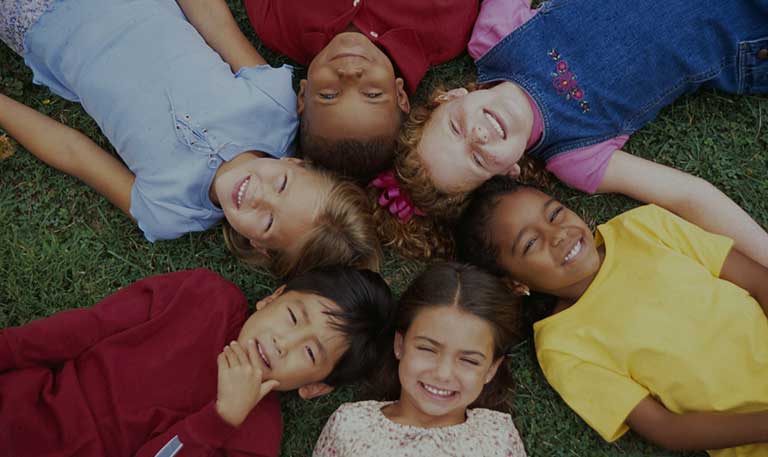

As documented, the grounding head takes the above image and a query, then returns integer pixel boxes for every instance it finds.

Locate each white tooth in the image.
[565,240,582,262]
[485,112,504,137]
[424,383,453,396]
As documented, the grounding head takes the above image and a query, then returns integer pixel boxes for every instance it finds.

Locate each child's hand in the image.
[215,339,280,427]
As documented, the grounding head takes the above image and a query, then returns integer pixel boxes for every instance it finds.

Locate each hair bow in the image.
[369,170,426,223]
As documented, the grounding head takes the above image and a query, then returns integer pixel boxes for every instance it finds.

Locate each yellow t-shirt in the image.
[534,205,768,457]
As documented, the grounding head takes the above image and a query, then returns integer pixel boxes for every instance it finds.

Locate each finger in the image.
[217,351,228,370]
[259,379,280,398]
[224,346,237,367]
[230,341,249,366]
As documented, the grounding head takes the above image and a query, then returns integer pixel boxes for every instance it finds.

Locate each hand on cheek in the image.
[215,339,280,427]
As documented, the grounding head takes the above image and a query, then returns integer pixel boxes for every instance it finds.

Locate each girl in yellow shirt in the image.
[456,176,768,457]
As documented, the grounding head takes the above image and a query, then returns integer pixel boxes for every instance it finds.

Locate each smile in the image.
[256,340,271,369]
[420,381,457,399]
[563,239,582,264]
[234,176,250,209]
[484,110,506,139]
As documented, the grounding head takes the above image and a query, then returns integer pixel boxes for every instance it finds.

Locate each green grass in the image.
[1,2,767,456]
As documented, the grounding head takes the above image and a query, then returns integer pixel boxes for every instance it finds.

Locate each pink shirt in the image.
[469,0,628,193]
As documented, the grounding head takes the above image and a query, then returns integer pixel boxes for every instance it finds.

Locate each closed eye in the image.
[472,153,485,169]
[306,346,316,364]
[461,358,480,366]
[279,174,287,193]
[288,308,297,325]
[417,346,436,353]
[319,92,338,100]
[523,238,536,254]
[450,119,460,136]
[549,207,563,222]
[364,92,382,99]
[265,213,274,233]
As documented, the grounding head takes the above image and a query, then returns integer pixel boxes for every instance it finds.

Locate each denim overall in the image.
[476,0,768,161]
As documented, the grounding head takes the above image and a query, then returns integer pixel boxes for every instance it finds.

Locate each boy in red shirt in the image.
[244,0,479,180]
[0,267,395,457]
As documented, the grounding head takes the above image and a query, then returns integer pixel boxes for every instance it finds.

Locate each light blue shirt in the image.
[23,0,298,241]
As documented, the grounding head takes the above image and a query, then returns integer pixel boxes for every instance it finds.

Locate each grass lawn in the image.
[1,2,766,456]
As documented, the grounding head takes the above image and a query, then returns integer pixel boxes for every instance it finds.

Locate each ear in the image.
[502,277,530,297]
[281,157,304,166]
[297,79,307,115]
[298,382,335,400]
[485,357,504,384]
[249,239,271,257]
[504,163,522,178]
[256,284,286,311]
[394,78,411,114]
[394,331,404,359]
[436,87,469,104]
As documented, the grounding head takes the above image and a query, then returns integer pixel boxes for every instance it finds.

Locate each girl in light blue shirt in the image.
[0,0,381,277]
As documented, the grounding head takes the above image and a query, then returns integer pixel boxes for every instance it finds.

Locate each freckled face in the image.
[417,82,533,193]
[300,32,408,142]
[214,158,329,254]
[490,188,601,296]
[237,289,348,391]
[395,306,501,426]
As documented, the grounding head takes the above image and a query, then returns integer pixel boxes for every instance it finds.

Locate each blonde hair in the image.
[370,85,548,259]
[224,167,382,278]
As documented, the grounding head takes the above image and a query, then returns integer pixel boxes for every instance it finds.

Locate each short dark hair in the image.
[299,114,399,182]
[372,262,523,410]
[455,176,527,276]
[284,265,396,387]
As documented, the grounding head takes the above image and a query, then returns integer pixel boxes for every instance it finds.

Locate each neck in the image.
[208,150,266,206]
[383,394,466,429]
[547,244,606,307]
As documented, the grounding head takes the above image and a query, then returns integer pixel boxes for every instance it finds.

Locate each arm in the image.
[176,0,267,72]
[135,341,280,457]
[627,396,768,451]
[598,150,768,268]
[0,93,134,217]
[0,269,211,372]
[719,247,768,315]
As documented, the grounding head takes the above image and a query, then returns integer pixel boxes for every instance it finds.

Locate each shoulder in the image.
[330,400,386,427]
[467,409,527,455]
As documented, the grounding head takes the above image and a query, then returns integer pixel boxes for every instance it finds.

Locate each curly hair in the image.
[369,85,548,260]
[369,262,524,411]
[223,166,382,278]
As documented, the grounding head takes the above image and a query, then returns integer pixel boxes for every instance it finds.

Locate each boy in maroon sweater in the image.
[0,267,394,457]
[244,0,479,180]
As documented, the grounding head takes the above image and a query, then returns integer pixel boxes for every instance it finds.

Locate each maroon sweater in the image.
[0,269,281,457]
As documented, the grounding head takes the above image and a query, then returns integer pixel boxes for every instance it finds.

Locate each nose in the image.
[469,124,488,145]
[434,355,454,381]
[248,176,275,209]
[336,66,363,78]
[549,226,567,247]
[272,327,309,357]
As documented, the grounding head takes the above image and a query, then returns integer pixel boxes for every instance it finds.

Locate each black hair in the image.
[299,113,401,183]
[284,265,396,387]
[455,176,558,329]
[371,262,523,410]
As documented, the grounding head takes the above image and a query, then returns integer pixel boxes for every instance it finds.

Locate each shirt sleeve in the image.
[501,414,528,457]
[537,348,649,442]
[468,0,538,61]
[0,269,227,372]
[619,205,735,276]
[544,136,629,194]
[312,406,347,457]
[235,65,297,117]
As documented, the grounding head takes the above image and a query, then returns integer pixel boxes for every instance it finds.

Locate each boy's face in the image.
[298,32,409,143]
[489,188,601,297]
[237,287,348,397]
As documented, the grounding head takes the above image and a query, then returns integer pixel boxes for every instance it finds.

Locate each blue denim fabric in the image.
[21,0,298,241]
[476,0,768,162]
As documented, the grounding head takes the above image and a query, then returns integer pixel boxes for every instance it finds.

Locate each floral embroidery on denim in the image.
[548,49,590,113]
[0,0,55,55]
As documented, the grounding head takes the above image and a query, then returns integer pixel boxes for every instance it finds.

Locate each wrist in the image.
[215,400,245,427]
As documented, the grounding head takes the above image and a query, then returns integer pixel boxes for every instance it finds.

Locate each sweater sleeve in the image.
[0,269,227,372]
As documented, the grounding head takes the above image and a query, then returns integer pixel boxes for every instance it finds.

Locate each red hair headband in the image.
[369,170,426,223]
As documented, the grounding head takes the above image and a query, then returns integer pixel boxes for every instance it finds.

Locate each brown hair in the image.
[371,262,524,411]
[223,167,382,278]
[370,85,547,259]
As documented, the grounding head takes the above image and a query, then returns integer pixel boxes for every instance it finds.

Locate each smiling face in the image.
[237,287,348,394]
[489,188,602,298]
[417,83,533,194]
[299,32,409,142]
[393,305,502,427]
[213,157,329,256]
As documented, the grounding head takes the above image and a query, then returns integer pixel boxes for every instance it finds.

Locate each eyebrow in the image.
[511,197,558,255]
[415,336,487,359]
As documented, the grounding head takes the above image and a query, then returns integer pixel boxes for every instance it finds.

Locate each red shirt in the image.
[243,0,479,94]
[0,269,281,457]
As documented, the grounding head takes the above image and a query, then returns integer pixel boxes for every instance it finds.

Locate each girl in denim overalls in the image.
[0,0,381,277]
[374,0,768,269]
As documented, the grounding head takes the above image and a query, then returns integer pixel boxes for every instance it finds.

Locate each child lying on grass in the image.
[457,176,768,456]
[0,267,395,457]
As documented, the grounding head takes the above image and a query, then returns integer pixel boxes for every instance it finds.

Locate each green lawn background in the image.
[1,2,766,456]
